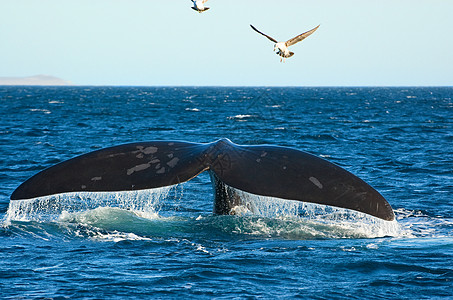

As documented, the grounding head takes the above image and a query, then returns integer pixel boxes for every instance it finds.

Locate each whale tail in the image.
[10,139,395,221]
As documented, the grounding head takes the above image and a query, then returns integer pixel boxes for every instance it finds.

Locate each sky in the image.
[1,0,452,86]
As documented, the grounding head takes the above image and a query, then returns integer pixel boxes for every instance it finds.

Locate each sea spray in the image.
[228,185,404,238]
[4,186,174,224]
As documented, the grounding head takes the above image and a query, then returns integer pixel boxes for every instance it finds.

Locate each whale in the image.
[10,139,395,221]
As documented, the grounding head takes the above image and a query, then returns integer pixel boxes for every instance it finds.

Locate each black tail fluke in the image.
[11,139,395,221]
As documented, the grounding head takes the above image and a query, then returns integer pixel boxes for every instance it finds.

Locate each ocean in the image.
[0,86,452,299]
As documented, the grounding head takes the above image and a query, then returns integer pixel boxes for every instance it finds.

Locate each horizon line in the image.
[1,84,452,88]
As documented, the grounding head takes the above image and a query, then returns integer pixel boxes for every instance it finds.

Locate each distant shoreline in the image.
[1,79,451,88]
[0,75,72,86]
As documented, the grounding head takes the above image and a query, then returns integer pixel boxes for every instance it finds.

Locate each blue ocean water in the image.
[0,86,452,299]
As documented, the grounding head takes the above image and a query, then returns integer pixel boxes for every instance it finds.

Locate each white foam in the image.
[394,208,452,238]
[228,114,255,120]
[91,230,153,242]
[30,108,51,114]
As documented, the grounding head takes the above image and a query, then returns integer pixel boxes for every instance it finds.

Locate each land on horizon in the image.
[1,75,452,87]
[0,75,72,86]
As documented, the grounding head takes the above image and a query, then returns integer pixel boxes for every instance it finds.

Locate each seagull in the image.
[191,0,210,13]
[250,24,320,62]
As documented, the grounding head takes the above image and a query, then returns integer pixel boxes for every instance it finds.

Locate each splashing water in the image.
[4,186,174,224]
[2,182,421,240]
[226,186,405,239]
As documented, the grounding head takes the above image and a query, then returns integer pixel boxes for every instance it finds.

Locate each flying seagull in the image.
[250,24,320,62]
[191,0,210,13]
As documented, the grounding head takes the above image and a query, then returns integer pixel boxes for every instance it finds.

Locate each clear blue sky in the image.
[1,0,452,86]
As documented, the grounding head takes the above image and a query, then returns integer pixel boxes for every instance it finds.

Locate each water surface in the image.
[1,86,452,299]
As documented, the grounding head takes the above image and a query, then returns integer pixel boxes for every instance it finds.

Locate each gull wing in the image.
[250,25,278,43]
[285,25,320,47]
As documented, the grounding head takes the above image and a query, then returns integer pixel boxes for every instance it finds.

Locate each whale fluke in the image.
[10,139,395,221]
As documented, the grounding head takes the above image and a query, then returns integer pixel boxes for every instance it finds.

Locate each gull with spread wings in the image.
[250,24,320,62]
[191,0,210,13]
